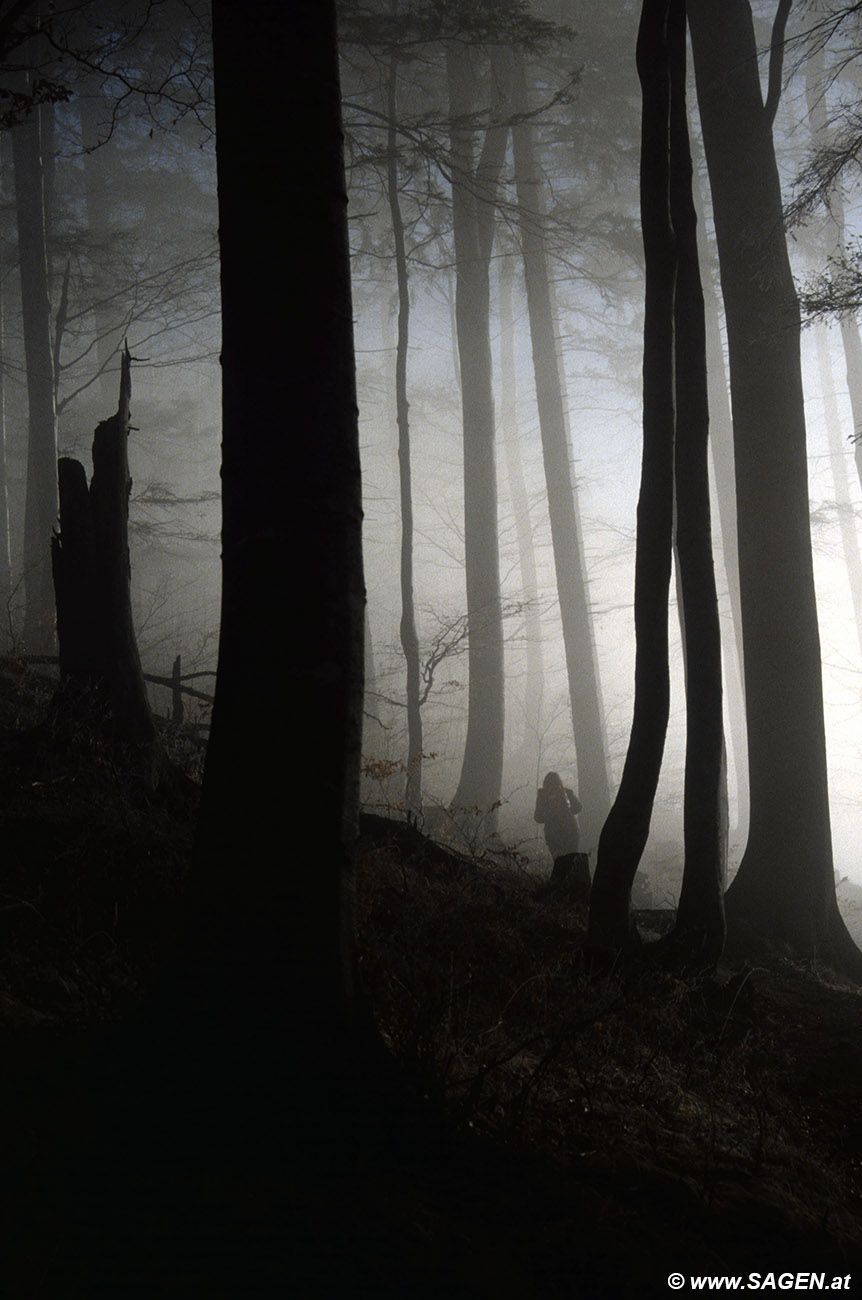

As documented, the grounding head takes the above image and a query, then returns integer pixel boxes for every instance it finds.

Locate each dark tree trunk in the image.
[53,456,99,683]
[89,349,156,748]
[184,0,368,1118]
[588,0,676,953]
[446,42,507,833]
[688,0,862,975]
[663,0,725,968]
[52,349,160,768]
[12,80,57,653]
[510,53,612,852]
[386,50,423,815]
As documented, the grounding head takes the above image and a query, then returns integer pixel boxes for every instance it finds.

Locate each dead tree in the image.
[52,344,160,768]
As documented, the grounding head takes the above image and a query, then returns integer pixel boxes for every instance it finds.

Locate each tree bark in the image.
[53,455,99,683]
[688,0,862,974]
[185,0,368,1117]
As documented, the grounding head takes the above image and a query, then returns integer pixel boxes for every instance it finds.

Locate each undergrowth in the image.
[356,821,862,1258]
[0,660,200,1026]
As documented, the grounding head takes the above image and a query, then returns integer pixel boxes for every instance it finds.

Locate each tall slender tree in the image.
[385,40,423,815]
[589,0,725,965]
[663,0,725,965]
[588,0,677,953]
[498,250,545,780]
[510,50,612,851]
[446,39,508,830]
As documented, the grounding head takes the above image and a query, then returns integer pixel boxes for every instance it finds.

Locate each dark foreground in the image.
[0,668,860,1296]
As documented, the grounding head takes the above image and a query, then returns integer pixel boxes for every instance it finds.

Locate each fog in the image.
[358,301,861,893]
[3,1,861,924]
[343,0,862,926]
[0,15,222,720]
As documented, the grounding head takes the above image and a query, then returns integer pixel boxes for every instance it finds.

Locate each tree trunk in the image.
[510,52,612,852]
[664,0,725,967]
[588,0,676,953]
[688,0,862,974]
[446,42,507,833]
[90,349,157,748]
[12,80,57,654]
[386,50,423,816]
[53,456,99,683]
[52,348,160,767]
[185,0,368,1118]
[498,252,544,779]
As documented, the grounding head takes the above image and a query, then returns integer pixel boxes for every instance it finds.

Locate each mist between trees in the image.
[4,1,862,966]
[342,0,862,969]
[0,0,220,718]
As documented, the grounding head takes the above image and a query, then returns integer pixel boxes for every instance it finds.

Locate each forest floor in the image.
[0,660,861,1296]
[355,816,862,1296]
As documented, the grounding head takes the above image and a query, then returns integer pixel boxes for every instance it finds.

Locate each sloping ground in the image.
[354,818,862,1290]
[0,664,859,1295]
[0,663,198,1032]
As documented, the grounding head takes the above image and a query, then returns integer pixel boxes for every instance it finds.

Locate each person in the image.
[533,770,590,901]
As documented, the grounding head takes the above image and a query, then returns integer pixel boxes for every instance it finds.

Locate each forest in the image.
[2,0,862,1294]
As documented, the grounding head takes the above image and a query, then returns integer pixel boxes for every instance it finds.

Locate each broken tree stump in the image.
[52,345,160,761]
